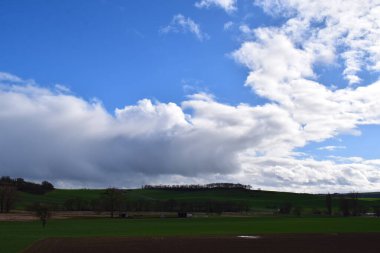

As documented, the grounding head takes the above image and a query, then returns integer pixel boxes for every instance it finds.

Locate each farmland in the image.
[2,216,380,253]
[14,188,380,213]
[23,234,380,253]
[2,186,380,252]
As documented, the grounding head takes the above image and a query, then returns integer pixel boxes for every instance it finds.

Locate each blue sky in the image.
[0,0,255,108]
[0,0,380,192]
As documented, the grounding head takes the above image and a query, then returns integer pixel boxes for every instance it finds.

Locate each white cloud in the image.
[239,24,251,34]
[0,72,24,83]
[0,72,35,85]
[221,0,380,191]
[232,0,380,146]
[160,14,209,41]
[238,155,380,193]
[54,84,71,94]
[195,0,237,13]
[224,21,234,30]
[254,0,380,84]
[318,146,346,151]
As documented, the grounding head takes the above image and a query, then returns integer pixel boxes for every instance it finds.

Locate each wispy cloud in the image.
[195,0,237,13]
[0,72,23,83]
[318,146,346,151]
[223,21,234,30]
[160,14,209,41]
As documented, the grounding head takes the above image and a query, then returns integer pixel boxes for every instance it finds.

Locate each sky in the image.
[0,0,380,192]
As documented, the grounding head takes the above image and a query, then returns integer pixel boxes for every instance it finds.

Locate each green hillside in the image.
[14,188,380,212]
[125,188,327,211]
[15,189,105,209]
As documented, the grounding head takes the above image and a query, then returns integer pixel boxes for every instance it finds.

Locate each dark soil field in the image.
[23,233,380,253]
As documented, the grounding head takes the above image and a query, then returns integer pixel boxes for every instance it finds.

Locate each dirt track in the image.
[23,233,380,253]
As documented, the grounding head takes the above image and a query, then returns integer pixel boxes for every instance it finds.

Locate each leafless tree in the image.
[103,188,124,218]
[326,193,332,215]
[0,183,17,213]
[34,203,52,228]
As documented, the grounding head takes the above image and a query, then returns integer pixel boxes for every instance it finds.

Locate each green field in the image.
[5,188,380,252]
[15,189,106,209]
[2,217,380,253]
[15,188,380,212]
[13,188,332,211]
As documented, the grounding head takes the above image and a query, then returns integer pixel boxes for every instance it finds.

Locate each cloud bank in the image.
[0,78,294,188]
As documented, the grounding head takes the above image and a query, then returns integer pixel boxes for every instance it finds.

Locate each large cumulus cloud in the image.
[0,75,299,188]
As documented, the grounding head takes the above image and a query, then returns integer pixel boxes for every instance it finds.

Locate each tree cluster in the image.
[60,188,125,217]
[60,190,249,214]
[124,199,249,213]
[0,176,54,195]
[0,183,17,213]
[328,192,378,216]
[143,183,252,191]
[339,192,361,216]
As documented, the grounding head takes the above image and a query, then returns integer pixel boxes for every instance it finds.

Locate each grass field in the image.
[15,189,106,209]
[15,188,380,212]
[15,188,327,209]
[2,216,380,253]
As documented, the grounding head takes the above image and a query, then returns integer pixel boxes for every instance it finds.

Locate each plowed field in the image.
[23,233,380,253]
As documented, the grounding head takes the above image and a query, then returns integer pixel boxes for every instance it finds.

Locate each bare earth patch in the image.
[0,212,37,221]
[23,233,380,253]
[0,211,111,221]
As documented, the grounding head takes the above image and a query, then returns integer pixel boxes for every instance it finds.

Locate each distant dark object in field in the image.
[177,212,192,218]
[178,212,187,218]
[119,212,128,218]
[278,202,293,214]
[292,206,303,216]
[373,206,380,217]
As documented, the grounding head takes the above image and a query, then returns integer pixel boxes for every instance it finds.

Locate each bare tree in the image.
[339,197,350,216]
[349,192,359,216]
[326,193,332,215]
[373,206,380,217]
[34,204,51,228]
[0,183,17,213]
[103,188,124,218]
